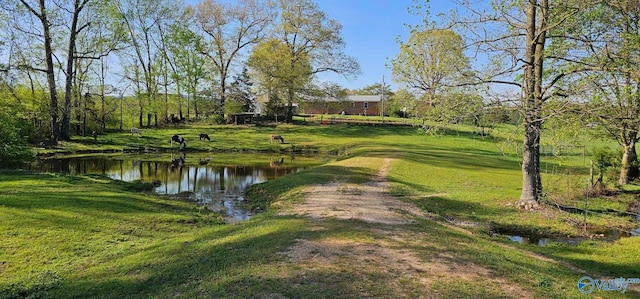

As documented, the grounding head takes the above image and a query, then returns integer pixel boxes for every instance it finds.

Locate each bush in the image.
[592,147,620,184]
[0,112,33,166]
[593,147,619,168]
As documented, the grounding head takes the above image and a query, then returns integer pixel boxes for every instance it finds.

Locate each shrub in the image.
[592,147,620,184]
[0,111,33,166]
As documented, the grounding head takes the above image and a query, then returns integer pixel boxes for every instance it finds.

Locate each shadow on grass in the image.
[550,249,640,278]
[27,216,411,298]
[0,172,215,227]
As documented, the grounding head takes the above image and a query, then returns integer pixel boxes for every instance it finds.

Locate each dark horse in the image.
[171,134,187,150]
[199,133,210,141]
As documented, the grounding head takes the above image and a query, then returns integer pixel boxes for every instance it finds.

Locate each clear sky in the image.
[312,0,454,90]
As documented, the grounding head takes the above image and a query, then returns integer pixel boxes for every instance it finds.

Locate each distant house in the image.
[303,95,382,116]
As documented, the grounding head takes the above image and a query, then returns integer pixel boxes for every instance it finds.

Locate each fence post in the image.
[590,160,594,188]
[584,178,589,234]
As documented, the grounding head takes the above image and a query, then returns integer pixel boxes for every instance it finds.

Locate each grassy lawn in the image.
[2,120,639,298]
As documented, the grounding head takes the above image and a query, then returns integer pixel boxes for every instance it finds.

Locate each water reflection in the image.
[508,227,640,246]
[30,154,313,222]
[507,236,583,246]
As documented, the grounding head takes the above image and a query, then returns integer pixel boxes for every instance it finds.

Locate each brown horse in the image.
[270,134,284,143]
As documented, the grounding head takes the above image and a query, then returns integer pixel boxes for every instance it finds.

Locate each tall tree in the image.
[248,37,312,118]
[164,20,207,121]
[391,27,472,131]
[59,0,91,141]
[7,0,123,140]
[192,0,273,121]
[579,1,640,184]
[273,0,360,123]
[443,0,587,208]
[14,0,61,141]
[391,29,469,107]
[226,67,257,115]
[116,0,181,127]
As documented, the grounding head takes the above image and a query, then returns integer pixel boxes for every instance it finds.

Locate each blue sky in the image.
[312,0,454,90]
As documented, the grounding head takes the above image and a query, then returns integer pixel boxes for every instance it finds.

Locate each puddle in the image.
[508,228,640,246]
[507,235,584,246]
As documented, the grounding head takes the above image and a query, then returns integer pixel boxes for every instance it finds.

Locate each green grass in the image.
[3,121,639,298]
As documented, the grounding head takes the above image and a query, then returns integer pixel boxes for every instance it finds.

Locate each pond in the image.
[28,153,327,222]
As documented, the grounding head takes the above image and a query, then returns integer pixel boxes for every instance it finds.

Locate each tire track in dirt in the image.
[284,158,424,224]
[278,157,536,298]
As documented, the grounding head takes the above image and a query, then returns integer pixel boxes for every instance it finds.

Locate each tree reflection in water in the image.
[30,154,311,221]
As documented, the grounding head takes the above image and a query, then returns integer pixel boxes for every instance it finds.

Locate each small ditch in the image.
[506,228,640,246]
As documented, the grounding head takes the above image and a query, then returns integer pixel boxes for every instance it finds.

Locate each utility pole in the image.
[381,75,385,123]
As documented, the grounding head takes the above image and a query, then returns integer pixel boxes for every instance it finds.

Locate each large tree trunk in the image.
[138,106,143,128]
[61,12,78,141]
[286,86,294,123]
[220,74,227,121]
[619,140,638,185]
[518,121,542,209]
[60,0,86,141]
[517,0,547,209]
[38,0,60,142]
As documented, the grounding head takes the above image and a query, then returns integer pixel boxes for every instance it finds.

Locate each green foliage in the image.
[0,111,33,165]
[350,82,393,98]
[249,37,313,90]
[592,146,622,184]
[593,147,620,169]
[391,29,470,95]
[225,67,257,117]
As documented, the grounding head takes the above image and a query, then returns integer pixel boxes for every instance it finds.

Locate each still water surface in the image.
[30,153,324,222]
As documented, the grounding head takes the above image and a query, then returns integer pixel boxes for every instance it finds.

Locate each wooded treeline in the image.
[0,0,359,146]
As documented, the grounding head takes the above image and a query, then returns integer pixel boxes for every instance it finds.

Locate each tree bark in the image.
[286,84,294,123]
[61,0,83,141]
[138,106,143,128]
[517,0,547,209]
[519,121,542,209]
[619,140,638,185]
[38,0,60,142]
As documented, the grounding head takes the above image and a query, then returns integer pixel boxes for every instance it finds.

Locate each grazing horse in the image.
[131,127,142,136]
[171,134,187,150]
[270,134,284,143]
[199,133,210,141]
